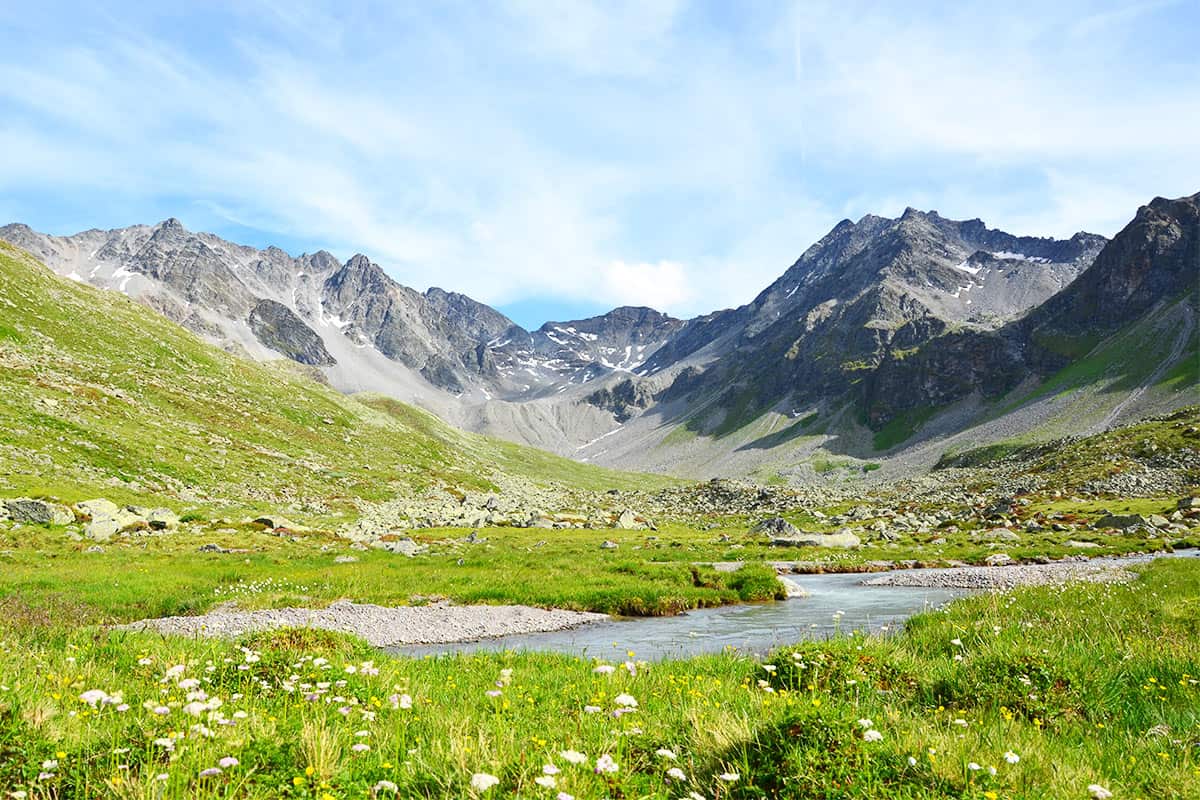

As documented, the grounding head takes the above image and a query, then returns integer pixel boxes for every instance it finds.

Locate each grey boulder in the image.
[769,531,862,549]
[4,499,73,525]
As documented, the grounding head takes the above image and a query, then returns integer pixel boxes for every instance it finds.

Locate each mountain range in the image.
[3,191,1196,481]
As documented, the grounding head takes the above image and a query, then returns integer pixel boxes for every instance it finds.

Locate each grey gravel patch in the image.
[860,561,1135,590]
[119,600,609,647]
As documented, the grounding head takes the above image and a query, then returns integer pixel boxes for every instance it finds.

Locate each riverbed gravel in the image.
[119,601,609,647]
[859,560,1136,590]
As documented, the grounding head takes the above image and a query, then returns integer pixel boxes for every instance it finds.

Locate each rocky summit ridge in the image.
[3,191,1196,481]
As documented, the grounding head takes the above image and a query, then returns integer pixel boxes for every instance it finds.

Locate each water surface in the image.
[392,572,963,660]
[389,551,1197,661]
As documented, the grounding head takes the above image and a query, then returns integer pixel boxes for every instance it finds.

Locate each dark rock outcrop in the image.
[248,299,336,366]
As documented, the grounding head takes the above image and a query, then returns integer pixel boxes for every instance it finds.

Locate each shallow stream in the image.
[391,571,963,661]
[389,551,1198,661]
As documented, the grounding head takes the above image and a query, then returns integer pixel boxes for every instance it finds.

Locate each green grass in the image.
[659,422,700,447]
[0,243,674,527]
[2,495,1191,627]
[873,406,936,451]
[713,388,761,438]
[1009,301,1194,414]
[1158,338,1199,394]
[1,552,1197,798]
[937,406,1200,489]
[1029,329,1102,361]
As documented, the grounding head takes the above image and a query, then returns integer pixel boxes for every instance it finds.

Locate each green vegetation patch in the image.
[873,405,937,451]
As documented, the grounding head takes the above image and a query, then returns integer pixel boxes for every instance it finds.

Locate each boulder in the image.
[1146,514,1171,529]
[333,555,359,564]
[147,508,180,531]
[1066,540,1101,548]
[371,539,427,557]
[980,527,1021,542]
[84,519,120,541]
[615,509,642,530]
[599,540,619,550]
[76,499,120,519]
[1177,497,1200,510]
[4,499,73,526]
[1093,514,1149,531]
[984,553,1013,566]
[753,517,800,536]
[77,500,149,531]
[254,514,299,530]
[770,531,861,549]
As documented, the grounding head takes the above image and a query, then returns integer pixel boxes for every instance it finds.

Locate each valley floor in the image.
[0,556,1197,798]
[1,494,1199,798]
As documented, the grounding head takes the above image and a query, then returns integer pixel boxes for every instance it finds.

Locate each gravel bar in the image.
[859,560,1136,590]
[119,601,609,647]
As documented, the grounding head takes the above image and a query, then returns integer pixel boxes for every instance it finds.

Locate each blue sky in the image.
[1,1,1197,329]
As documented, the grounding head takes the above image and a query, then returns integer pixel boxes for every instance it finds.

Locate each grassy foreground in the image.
[1,559,1197,798]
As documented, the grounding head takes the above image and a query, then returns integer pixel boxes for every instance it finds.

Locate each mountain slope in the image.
[865,192,1200,426]
[5,194,1193,484]
[0,241,673,524]
[0,221,685,410]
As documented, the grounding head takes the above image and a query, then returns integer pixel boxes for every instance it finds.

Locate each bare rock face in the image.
[586,378,662,422]
[248,299,335,366]
[863,192,1200,428]
[2,193,1192,477]
[644,206,1105,439]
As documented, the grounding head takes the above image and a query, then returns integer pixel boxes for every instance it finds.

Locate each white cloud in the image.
[0,0,1195,328]
[602,260,693,311]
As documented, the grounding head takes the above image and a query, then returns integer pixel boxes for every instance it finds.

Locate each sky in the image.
[1,1,1197,330]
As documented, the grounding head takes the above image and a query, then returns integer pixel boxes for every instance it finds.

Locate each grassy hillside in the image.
[936,405,1200,488]
[0,243,674,525]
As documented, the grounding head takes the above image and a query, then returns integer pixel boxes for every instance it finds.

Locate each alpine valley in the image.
[4,192,1195,482]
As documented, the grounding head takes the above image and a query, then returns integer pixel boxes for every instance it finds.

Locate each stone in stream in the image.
[777,575,809,598]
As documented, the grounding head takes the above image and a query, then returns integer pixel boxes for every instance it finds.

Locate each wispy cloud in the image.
[0,0,1196,325]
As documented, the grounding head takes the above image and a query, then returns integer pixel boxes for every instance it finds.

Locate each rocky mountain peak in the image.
[154,217,186,234]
